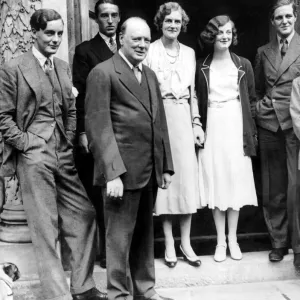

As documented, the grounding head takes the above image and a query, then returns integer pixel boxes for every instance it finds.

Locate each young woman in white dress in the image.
[145,2,204,268]
[195,15,258,262]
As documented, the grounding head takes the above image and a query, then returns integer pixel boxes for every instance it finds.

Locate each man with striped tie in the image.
[254,0,300,270]
[72,0,121,269]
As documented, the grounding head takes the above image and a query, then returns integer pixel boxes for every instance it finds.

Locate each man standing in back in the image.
[72,0,121,269]
[254,0,300,270]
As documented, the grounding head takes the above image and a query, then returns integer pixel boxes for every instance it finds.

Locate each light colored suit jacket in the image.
[290,76,300,169]
[85,53,174,189]
[0,50,76,176]
[255,32,300,132]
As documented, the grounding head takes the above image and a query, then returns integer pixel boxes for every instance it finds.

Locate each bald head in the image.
[119,17,151,66]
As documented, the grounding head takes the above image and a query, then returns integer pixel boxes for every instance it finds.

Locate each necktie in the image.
[109,37,117,53]
[280,38,288,58]
[44,58,52,74]
[133,66,141,84]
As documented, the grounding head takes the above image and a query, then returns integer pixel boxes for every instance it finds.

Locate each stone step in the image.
[2,244,299,299]
[157,280,300,300]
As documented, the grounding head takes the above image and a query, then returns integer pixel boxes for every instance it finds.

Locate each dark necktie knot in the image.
[280,38,288,58]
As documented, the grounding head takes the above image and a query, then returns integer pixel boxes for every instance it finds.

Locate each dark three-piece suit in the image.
[85,53,174,300]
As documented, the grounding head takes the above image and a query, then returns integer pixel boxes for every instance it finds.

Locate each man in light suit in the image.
[73,0,121,269]
[254,0,300,269]
[85,17,174,300]
[0,9,107,300]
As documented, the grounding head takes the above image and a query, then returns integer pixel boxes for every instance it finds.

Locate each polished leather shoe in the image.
[72,287,108,300]
[293,253,300,271]
[179,245,201,267]
[164,251,177,268]
[147,293,174,300]
[99,257,106,269]
[269,247,288,262]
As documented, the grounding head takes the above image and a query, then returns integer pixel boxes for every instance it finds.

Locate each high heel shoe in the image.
[164,251,177,268]
[179,245,201,267]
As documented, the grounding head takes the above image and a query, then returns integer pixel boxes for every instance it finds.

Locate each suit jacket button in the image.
[272,99,276,103]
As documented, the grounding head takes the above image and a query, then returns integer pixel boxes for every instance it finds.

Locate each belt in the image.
[163,98,189,104]
[208,98,239,108]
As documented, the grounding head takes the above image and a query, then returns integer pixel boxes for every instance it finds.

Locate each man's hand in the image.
[161,173,171,189]
[78,133,89,154]
[193,125,205,147]
[106,177,124,200]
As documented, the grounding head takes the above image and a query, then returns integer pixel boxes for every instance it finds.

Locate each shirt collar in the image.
[118,49,143,72]
[32,46,54,69]
[99,32,116,45]
[277,30,295,48]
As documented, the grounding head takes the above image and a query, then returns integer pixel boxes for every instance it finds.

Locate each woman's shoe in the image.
[164,251,177,268]
[179,245,201,267]
[228,242,243,260]
[214,244,227,262]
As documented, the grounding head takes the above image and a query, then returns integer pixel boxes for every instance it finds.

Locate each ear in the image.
[119,33,124,46]
[3,265,13,277]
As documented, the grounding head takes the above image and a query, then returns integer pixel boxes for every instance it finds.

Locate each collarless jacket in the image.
[195,52,257,157]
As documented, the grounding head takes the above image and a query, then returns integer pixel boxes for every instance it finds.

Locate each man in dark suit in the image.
[85,17,174,300]
[0,9,107,300]
[72,0,121,268]
[254,0,300,269]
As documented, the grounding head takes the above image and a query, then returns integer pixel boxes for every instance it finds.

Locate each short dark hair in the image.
[200,15,238,47]
[95,0,120,18]
[154,2,189,33]
[270,0,297,20]
[120,17,148,36]
[30,9,63,31]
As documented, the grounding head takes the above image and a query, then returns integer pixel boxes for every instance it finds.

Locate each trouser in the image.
[17,128,97,300]
[75,152,105,258]
[104,174,157,300]
[258,126,300,253]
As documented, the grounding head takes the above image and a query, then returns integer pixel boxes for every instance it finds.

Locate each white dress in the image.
[198,63,257,211]
[145,39,202,215]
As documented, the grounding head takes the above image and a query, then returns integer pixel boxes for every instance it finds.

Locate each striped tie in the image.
[109,37,117,53]
[280,38,288,58]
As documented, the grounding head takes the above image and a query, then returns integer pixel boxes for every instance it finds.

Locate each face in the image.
[96,3,120,37]
[214,21,233,52]
[271,4,296,38]
[33,19,64,57]
[162,10,182,40]
[120,20,151,66]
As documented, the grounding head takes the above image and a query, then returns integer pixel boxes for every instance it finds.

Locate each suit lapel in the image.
[263,38,281,71]
[53,58,69,110]
[113,53,152,117]
[143,67,158,121]
[276,33,300,82]
[91,34,114,61]
[19,51,43,105]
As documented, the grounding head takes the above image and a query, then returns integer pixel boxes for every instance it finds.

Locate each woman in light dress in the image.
[145,2,204,268]
[195,15,258,262]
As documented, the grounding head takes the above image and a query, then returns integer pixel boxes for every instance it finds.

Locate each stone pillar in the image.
[0,0,43,243]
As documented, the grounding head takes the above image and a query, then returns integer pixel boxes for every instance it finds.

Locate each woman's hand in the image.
[193,125,205,147]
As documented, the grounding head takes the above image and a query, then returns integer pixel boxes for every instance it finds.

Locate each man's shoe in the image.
[147,293,173,300]
[99,257,106,269]
[269,247,288,262]
[293,253,300,271]
[72,287,108,300]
